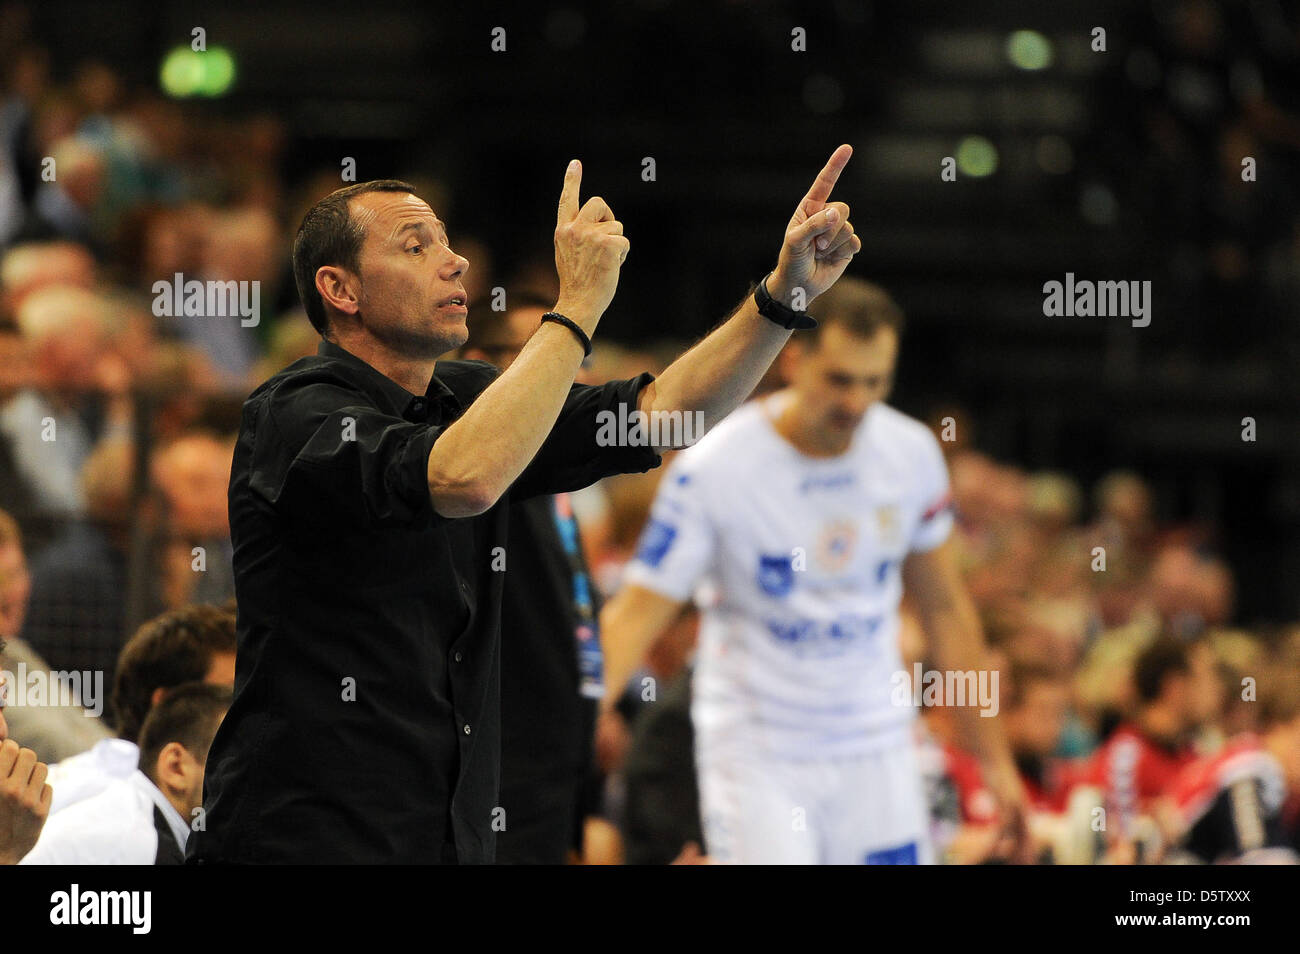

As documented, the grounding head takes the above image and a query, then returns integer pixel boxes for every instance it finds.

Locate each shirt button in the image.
[463,724,472,735]
[454,652,463,663]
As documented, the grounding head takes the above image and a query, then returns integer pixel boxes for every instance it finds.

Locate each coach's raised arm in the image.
[424,159,631,516]
[427,144,861,515]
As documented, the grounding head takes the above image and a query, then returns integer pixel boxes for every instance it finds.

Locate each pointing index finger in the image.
[558,159,582,225]
[800,144,853,213]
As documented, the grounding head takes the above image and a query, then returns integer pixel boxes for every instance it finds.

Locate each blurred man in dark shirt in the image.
[462,291,603,864]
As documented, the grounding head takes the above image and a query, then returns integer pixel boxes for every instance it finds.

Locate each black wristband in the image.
[540,312,593,357]
[753,273,818,330]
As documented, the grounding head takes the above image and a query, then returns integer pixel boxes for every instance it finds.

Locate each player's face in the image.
[348,191,471,358]
[796,323,898,438]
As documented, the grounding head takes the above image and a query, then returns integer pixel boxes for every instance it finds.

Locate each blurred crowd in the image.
[0,5,1297,866]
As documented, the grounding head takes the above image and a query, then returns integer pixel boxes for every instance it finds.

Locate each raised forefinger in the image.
[800,144,853,212]
[558,159,582,225]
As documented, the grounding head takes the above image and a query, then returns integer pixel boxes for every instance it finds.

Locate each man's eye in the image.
[407,244,424,255]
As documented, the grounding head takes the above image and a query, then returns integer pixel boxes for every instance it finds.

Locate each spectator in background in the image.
[152,431,236,610]
[21,682,230,864]
[1001,662,1074,815]
[0,284,129,530]
[1084,637,1199,851]
[1165,653,1300,863]
[0,240,96,319]
[0,507,110,763]
[22,437,141,682]
[172,205,282,386]
[17,135,105,253]
[45,602,235,814]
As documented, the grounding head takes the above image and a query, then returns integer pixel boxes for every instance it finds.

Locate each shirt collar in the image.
[129,770,191,852]
[316,338,461,421]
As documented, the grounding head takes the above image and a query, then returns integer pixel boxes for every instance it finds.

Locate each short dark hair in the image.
[111,604,236,744]
[292,179,419,336]
[1133,637,1191,704]
[806,276,905,345]
[137,682,230,784]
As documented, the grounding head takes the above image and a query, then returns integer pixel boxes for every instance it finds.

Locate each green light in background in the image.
[160,46,236,98]
[956,136,998,177]
[200,48,236,96]
[1006,30,1053,71]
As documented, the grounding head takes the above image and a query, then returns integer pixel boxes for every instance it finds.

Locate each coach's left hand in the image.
[767,144,862,306]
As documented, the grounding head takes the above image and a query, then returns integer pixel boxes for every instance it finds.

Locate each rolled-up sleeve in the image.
[248,383,445,529]
[510,372,663,500]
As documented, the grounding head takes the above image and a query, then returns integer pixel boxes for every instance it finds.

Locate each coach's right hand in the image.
[552,160,630,336]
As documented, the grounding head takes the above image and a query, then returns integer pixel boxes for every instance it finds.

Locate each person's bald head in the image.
[0,241,96,316]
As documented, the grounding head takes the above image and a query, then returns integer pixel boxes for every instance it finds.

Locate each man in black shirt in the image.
[189,148,862,863]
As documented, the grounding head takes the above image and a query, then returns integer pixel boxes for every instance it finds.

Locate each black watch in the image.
[753,273,818,330]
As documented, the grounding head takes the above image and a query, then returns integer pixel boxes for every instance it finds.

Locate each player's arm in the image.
[635,145,862,451]
[904,539,1031,860]
[598,583,688,716]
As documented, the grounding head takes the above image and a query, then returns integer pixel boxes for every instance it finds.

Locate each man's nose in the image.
[442,250,469,279]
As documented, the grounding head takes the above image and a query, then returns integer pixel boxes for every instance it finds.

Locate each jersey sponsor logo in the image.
[798,471,855,494]
[635,518,678,568]
[757,553,795,597]
[763,613,883,654]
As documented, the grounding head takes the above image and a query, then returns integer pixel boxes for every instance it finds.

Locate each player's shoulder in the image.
[669,397,774,477]
[868,403,941,453]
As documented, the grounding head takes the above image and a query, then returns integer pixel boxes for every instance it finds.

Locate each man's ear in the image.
[316,265,361,318]
[154,741,190,796]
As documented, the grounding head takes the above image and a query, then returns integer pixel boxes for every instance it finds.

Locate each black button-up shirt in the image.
[188,339,659,864]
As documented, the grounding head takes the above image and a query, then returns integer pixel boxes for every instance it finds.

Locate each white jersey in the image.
[625,392,953,759]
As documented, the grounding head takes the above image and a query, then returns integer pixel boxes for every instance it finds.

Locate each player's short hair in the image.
[805,276,905,346]
[292,179,419,336]
[1133,636,1191,704]
[111,604,236,744]
[137,682,230,785]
